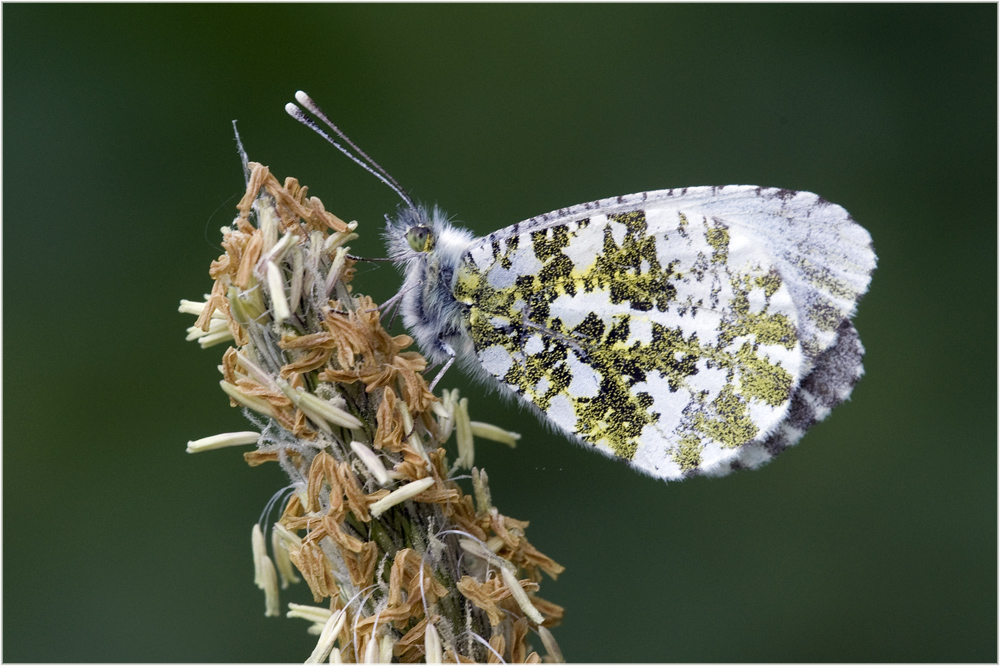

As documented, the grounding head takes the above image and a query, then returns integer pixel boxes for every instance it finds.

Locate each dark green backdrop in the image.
[4,4,996,663]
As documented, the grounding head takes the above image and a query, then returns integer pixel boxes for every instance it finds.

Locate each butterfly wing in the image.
[453,186,875,480]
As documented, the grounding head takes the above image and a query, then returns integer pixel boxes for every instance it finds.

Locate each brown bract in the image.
[313,298,435,414]
[237,162,349,236]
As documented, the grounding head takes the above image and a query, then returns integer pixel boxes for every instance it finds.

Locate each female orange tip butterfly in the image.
[285,91,875,481]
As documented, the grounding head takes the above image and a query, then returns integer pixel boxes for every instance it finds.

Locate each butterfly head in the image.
[384,204,475,267]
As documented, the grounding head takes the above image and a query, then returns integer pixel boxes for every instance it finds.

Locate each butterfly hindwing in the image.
[450,187,863,479]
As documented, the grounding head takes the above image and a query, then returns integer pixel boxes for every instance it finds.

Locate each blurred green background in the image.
[4,4,996,663]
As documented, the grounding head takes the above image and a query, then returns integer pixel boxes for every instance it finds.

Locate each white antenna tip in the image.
[284,102,301,117]
[295,90,321,116]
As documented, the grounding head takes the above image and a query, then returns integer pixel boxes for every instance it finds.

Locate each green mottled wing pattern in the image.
[453,186,874,480]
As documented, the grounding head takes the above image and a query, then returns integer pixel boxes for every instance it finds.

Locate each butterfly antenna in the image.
[285,93,416,210]
[294,91,408,196]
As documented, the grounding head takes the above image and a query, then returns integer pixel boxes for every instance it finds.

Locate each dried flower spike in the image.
[182,160,564,663]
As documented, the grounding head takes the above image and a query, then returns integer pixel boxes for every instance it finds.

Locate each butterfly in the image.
[288,93,876,481]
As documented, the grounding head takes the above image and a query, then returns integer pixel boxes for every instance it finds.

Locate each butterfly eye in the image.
[406,226,434,253]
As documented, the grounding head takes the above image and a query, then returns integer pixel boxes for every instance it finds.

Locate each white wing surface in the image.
[452,186,875,480]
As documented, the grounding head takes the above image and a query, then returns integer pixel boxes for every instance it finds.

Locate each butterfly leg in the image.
[372,280,422,325]
[427,340,456,392]
[376,292,404,328]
